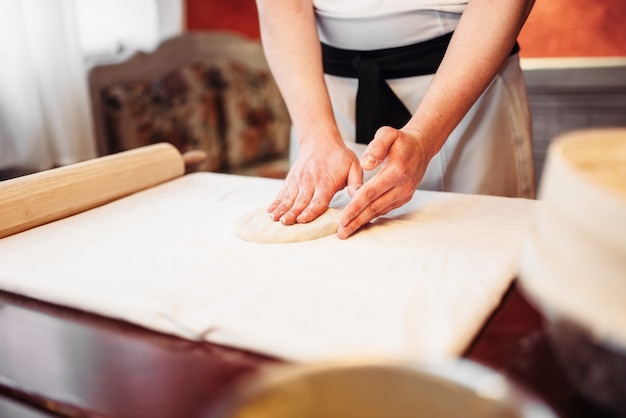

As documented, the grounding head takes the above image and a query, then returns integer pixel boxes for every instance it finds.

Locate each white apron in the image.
[290,1,535,199]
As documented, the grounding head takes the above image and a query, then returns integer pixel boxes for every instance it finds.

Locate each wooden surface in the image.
[0,282,620,418]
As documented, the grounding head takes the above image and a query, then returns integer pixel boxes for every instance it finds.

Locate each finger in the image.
[280,182,315,225]
[338,162,411,237]
[295,187,336,224]
[267,184,288,213]
[337,193,393,239]
[268,184,299,221]
[346,161,364,197]
[339,178,387,229]
[338,186,412,239]
[361,126,399,170]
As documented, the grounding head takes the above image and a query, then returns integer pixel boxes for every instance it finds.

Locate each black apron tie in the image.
[322,33,520,144]
[351,56,412,145]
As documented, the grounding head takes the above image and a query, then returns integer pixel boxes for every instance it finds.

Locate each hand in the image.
[268,139,363,225]
[337,126,431,239]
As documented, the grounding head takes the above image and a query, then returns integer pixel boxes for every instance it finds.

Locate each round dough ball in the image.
[233,207,341,244]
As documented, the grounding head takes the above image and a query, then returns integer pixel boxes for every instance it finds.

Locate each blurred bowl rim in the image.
[209,357,558,418]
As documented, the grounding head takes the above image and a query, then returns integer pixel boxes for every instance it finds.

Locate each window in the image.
[75,0,183,61]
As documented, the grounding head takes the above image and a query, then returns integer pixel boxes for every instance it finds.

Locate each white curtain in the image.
[0,0,183,172]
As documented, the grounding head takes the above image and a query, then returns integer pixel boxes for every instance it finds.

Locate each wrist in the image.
[296,123,345,150]
[401,125,445,164]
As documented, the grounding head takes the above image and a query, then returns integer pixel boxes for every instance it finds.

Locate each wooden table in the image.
[0,282,619,418]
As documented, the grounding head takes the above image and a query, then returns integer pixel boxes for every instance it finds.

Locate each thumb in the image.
[346,161,363,197]
[361,126,399,170]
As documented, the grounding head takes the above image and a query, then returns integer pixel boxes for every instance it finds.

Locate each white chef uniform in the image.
[289,0,535,198]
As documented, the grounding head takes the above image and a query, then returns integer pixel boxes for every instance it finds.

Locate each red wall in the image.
[185,0,626,57]
[186,0,260,39]
[519,0,626,57]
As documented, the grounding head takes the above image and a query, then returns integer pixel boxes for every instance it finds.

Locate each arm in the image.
[256,0,363,225]
[337,0,535,239]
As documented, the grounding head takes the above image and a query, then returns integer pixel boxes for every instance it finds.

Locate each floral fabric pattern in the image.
[101,62,290,173]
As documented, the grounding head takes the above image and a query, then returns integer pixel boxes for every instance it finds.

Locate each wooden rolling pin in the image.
[0,143,204,240]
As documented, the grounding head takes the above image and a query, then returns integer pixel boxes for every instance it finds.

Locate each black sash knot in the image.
[321,32,519,144]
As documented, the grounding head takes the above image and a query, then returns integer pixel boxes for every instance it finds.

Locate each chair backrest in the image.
[88,32,290,172]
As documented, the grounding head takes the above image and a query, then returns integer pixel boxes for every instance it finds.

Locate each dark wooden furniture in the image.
[0,281,620,418]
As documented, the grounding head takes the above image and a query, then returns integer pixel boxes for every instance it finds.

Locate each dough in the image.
[234,207,342,244]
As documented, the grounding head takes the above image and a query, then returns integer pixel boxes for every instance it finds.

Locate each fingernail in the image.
[362,155,376,167]
[338,226,352,239]
[296,212,308,223]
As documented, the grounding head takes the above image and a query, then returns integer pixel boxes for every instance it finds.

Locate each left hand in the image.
[338,126,431,239]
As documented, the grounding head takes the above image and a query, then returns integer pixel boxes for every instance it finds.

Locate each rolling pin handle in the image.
[181,150,208,173]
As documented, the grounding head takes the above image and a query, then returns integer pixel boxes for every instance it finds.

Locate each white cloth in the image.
[314,1,463,49]
[0,172,537,362]
[0,0,96,171]
[313,0,467,18]
[0,0,183,171]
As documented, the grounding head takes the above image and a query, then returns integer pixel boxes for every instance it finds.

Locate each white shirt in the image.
[313,0,467,49]
[313,0,467,18]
